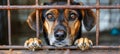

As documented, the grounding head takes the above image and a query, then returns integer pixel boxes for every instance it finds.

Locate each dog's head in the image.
[27,2,96,47]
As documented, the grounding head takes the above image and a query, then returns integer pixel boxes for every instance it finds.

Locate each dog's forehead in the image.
[45,9,59,14]
[44,2,80,5]
[42,1,81,15]
[44,9,78,14]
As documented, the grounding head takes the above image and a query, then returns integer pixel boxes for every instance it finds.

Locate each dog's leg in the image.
[24,38,42,51]
[24,10,43,51]
[74,37,93,51]
[74,3,96,50]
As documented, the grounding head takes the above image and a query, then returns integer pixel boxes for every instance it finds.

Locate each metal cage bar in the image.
[96,0,100,45]
[0,46,120,50]
[7,0,12,46]
[0,5,120,9]
[67,0,70,5]
[35,0,40,38]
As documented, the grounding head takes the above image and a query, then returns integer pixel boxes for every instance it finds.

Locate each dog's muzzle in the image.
[54,30,67,41]
[54,30,68,47]
[53,24,69,47]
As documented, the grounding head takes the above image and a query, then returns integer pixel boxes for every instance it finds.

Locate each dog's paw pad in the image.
[74,37,93,51]
[24,38,42,51]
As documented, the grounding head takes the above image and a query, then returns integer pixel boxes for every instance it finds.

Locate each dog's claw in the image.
[24,38,42,51]
[74,37,93,51]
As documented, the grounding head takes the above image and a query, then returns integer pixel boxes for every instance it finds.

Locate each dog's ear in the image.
[27,10,43,33]
[78,2,96,31]
[83,9,96,31]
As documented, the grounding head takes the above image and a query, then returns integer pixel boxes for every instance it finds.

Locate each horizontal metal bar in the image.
[0,46,120,50]
[0,5,120,9]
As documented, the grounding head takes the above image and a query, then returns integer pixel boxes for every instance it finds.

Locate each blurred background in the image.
[0,0,120,45]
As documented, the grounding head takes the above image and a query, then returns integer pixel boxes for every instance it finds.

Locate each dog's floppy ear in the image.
[78,2,96,31]
[27,10,43,33]
[83,9,96,31]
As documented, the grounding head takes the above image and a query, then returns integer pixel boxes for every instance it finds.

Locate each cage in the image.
[0,0,120,54]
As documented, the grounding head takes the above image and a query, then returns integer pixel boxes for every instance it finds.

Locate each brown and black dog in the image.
[24,1,96,51]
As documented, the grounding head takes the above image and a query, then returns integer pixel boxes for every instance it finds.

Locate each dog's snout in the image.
[54,30,66,41]
[56,30,64,36]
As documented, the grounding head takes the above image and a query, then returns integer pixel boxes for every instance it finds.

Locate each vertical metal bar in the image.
[7,0,12,53]
[66,0,71,53]
[67,0,70,5]
[36,0,39,5]
[96,0,100,45]
[7,0,11,46]
[36,0,39,38]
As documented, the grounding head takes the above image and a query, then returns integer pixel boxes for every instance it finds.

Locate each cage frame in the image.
[0,0,120,50]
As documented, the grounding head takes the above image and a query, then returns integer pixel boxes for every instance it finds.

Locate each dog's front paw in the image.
[74,37,93,51]
[24,38,42,51]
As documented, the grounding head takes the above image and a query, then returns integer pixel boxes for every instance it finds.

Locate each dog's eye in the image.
[69,13,77,21]
[47,13,53,19]
[71,14,76,19]
[46,13,55,21]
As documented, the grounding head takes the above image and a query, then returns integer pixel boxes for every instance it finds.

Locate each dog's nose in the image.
[54,30,66,41]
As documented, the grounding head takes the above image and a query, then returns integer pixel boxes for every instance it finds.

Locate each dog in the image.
[24,1,96,51]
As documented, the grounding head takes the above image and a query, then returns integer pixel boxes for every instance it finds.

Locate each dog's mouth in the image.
[53,41,69,47]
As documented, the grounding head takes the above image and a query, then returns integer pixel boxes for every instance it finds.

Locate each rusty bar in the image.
[66,0,71,52]
[67,0,70,5]
[35,0,39,38]
[96,0,100,45]
[0,5,120,9]
[7,0,12,46]
[66,0,70,52]
[35,0,39,5]
[8,10,12,45]
[0,46,120,50]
